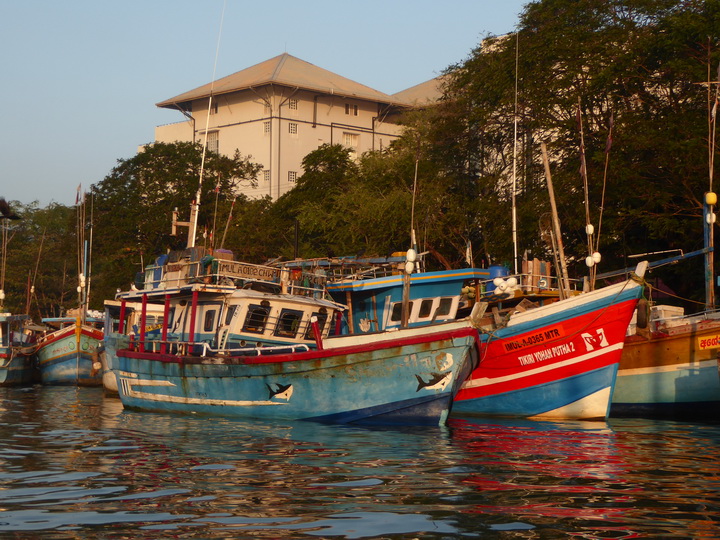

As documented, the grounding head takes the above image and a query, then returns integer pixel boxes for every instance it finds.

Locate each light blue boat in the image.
[113,319,479,425]
[35,316,104,386]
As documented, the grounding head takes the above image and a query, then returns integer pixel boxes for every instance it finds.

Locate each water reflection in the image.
[0,387,719,538]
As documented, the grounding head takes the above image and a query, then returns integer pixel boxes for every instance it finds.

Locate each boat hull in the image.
[453,279,642,420]
[111,322,479,425]
[36,325,104,386]
[0,351,38,386]
[612,321,720,417]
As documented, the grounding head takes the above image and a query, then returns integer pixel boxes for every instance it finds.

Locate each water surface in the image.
[1,387,718,538]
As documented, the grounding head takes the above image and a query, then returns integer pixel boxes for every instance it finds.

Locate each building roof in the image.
[157,53,408,109]
[392,75,447,106]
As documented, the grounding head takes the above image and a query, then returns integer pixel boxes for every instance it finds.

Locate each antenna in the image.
[188,0,227,248]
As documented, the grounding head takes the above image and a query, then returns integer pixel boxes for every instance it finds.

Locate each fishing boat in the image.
[611,194,720,417]
[0,199,39,386]
[281,254,645,420]
[34,312,104,386]
[34,194,104,386]
[0,313,38,386]
[453,265,645,420]
[106,194,480,424]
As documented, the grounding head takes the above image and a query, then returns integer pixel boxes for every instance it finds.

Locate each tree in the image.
[90,142,261,305]
[417,0,720,299]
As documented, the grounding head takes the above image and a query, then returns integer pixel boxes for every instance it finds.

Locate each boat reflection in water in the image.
[1,387,719,538]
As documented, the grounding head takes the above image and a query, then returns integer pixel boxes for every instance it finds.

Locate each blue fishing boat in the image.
[612,195,720,417]
[113,318,479,425]
[105,249,479,424]
[0,313,39,386]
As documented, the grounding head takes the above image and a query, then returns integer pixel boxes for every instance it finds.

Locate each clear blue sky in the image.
[0,0,528,207]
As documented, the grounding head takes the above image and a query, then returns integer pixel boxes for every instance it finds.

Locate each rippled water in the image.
[1,387,719,538]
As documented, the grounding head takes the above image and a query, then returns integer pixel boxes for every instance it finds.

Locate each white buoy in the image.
[586,224,594,235]
[585,256,595,267]
[592,252,602,264]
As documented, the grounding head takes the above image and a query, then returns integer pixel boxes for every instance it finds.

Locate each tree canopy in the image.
[1,0,718,316]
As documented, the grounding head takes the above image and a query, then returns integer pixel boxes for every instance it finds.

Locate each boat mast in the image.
[541,142,571,297]
[705,60,719,310]
[511,31,519,275]
[188,0,227,249]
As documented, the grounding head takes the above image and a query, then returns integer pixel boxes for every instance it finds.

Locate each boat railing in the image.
[139,258,330,298]
[126,335,310,357]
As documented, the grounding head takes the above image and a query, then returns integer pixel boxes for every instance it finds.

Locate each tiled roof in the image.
[157,53,408,108]
[392,75,447,106]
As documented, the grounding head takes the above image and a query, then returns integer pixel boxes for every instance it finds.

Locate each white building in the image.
[154,53,441,200]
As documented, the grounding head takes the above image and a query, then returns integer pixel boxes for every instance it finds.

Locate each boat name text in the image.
[502,325,565,353]
[518,342,576,365]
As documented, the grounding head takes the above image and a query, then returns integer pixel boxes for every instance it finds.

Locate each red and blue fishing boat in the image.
[452,271,645,419]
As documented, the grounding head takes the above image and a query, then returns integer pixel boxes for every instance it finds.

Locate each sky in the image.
[0,0,528,207]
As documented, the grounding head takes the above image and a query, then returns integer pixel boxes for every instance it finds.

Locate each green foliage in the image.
[90,142,261,305]
[4,0,719,315]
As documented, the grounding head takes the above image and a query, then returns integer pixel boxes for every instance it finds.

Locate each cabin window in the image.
[203,309,216,332]
[274,309,303,338]
[304,310,328,340]
[390,301,413,322]
[436,297,453,317]
[242,304,270,334]
[418,299,434,318]
[224,305,237,325]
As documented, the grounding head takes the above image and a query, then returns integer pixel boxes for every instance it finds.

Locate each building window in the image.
[289,122,298,134]
[343,132,359,148]
[288,171,297,183]
[345,103,358,116]
[209,100,218,115]
[263,121,271,134]
[205,131,219,153]
[263,170,271,182]
[288,98,298,110]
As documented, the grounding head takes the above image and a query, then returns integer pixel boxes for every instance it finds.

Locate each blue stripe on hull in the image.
[39,352,101,385]
[451,365,617,418]
[611,364,720,418]
[489,286,639,342]
[306,394,453,425]
[610,401,720,419]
